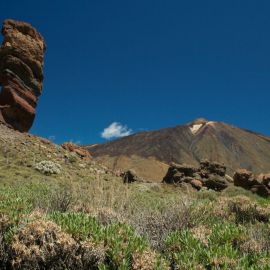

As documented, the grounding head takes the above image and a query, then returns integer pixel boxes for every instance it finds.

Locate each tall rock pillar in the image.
[0,19,46,132]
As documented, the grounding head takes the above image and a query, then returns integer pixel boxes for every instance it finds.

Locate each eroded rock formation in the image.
[0,19,46,132]
[234,169,270,197]
[162,160,230,191]
[62,142,92,160]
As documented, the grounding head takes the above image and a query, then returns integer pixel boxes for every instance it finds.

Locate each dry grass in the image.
[0,124,269,269]
[9,215,105,270]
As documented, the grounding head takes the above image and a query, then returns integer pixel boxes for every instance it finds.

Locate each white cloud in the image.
[101,122,132,140]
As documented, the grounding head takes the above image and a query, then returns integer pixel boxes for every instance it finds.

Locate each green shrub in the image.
[227,196,270,224]
[163,221,270,270]
[10,218,105,270]
[49,212,102,242]
[49,187,74,212]
[0,188,32,224]
[35,160,61,175]
[104,223,148,269]
[164,230,204,268]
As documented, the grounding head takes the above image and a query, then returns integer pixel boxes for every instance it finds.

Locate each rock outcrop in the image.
[262,174,270,188]
[62,142,91,160]
[122,169,145,184]
[200,160,226,177]
[233,169,270,198]
[162,160,229,191]
[0,19,46,132]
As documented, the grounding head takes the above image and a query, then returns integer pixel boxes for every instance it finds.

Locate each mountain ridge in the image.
[87,119,270,181]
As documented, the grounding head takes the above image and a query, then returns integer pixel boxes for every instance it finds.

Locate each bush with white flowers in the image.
[35,160,62,175]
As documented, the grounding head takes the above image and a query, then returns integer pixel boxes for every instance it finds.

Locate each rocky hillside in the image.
[0,123,115,187]
[1,120,270,269]
[88,119,270,181]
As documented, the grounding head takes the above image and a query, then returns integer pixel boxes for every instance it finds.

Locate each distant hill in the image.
[87,119,270,181]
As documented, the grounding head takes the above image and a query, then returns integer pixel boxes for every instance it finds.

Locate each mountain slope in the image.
[87,119,270,181]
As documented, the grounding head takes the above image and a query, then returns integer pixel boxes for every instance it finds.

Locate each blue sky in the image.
[1,0,270,144]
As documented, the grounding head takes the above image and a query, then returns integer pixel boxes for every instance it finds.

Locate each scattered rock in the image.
[39,138,52,145]
[190,179,203,190]
[163,160,229,191]
[225,174,234,183]
[123,169,144,184]
[62,142,91,160]
[233,170,270,197]
[0,19,46,132]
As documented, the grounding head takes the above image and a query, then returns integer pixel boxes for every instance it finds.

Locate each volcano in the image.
[87,119,270,181]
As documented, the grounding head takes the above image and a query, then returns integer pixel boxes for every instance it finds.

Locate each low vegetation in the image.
[34,160,62,175]
[0,125,269,269]
[0,181,269,269]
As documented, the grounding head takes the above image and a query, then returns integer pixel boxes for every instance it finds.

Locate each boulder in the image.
[204,175,229,191]
[162,163,198,184]
[170,162,198,176]
[233,169,259,189]
[123,169,144,184]
[262,174,270,188]
[250,185,270,198]
[190,179,203,190]
[171,172,185,183]
[0,19,46,132]
[163,160,228,191]
[225,174,234,183]
[182,176,195,183]
[62,142,91,160]
[200,160,226,177]
[162,167,177,184]
[233,170,270,198]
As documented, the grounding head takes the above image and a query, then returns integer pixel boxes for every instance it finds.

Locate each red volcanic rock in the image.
[250,185,270,198]
[200,160,226,177]
[234,170,270,198]
[0,19,46,132]
[233,169,258,189]
[190,179,203,190]
[62,142,92,160]
[262,174,270,188]
[162,160,229,191]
